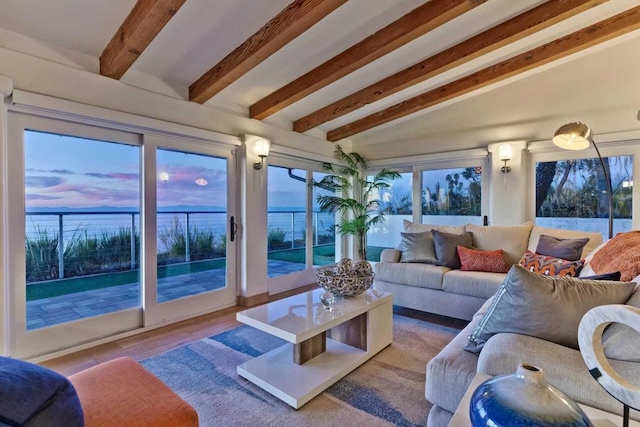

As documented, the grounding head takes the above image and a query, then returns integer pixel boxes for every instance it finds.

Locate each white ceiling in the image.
[0,0,639,159]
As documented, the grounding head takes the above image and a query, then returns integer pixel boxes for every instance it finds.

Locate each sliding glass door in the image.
[7,113,237,358]
[144,138,237,325]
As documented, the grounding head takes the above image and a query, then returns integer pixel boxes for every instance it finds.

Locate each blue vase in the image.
[469,363,593,427]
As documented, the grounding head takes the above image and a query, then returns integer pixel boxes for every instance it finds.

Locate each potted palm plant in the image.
[314,145,400,263]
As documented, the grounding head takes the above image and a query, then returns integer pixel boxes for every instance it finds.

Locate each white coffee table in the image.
[449,373,640,427]
[236,288,393,408]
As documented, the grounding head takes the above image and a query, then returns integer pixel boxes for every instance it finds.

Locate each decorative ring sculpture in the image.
[578,304,640,411]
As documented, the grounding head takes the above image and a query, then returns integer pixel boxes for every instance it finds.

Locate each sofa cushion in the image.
[398,231,437,264]
[442,270,506,299]
[602,285,640,362]
[432,230,473,269]
[518,250,583,277]
[0,356,84,427]
[528,225,602,258]
[425,297,494,413]
[374,262,449,290]
[478,333,640,419]
[457,247,509,273]
[379,248,401,263]
[464,265,636,354]
[465,223,533,266]
[403,219,465,234]
[536,234,589,261]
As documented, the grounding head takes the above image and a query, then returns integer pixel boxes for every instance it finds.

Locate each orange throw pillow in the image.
[590,231,640,281]
[518,250,583,277]
[457,246,509,273]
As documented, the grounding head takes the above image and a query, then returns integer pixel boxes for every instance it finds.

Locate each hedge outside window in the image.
[421,167,482,226]
[535,155,632,236]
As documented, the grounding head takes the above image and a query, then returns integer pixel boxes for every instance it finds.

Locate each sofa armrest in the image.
[380,249,401,263]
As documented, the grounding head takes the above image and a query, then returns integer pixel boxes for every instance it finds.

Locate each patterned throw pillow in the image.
[457,246,509,273]
[518,250,583,277]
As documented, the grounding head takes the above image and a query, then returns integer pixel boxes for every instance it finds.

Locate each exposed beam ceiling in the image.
[189,0,347,105]
[100,0,186,80]
[249,0,486,121]
[326,5,640,142]
[293,0,606,133]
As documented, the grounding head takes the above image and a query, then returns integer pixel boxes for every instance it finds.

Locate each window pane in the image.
[156,149,227,303]
[313,172,336,266]
[267,166,307,277]
[421,167,482,226]
[367,172,413,261]
[535,155,632,235]
[25,130,140,330]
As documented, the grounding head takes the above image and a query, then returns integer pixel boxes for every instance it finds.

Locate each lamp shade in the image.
[254,138,270,158]
[498,144,512,161]
[552,122,592,150]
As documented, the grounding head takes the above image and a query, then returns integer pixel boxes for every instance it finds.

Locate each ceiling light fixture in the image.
[195,178,208,186]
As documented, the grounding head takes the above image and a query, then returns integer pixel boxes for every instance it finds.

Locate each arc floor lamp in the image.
[552,122,614,239]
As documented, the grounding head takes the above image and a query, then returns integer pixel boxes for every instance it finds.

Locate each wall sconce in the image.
[159,172,169,183]
[498,143,512,173]
[253,138,270,170]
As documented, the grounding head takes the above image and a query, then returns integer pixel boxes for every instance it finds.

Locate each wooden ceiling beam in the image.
[249,0,486,120]
[100,0,186,80]
[189,0,347,105]
[294,0,607,133]
[326,5,640,142]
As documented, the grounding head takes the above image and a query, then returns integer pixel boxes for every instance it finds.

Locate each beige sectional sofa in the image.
[373,221,640,426]
[373,221,602,320]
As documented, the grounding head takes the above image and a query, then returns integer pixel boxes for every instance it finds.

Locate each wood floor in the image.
[40,285,468,377]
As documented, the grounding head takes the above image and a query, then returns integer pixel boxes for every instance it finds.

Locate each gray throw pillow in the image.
[431,230,473,269]
[464,265,636,354]
[602,285,640,362]
[536,234,589,261]
[398,231,437,264]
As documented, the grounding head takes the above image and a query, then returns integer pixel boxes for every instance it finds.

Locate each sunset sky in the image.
[25,131,228,210]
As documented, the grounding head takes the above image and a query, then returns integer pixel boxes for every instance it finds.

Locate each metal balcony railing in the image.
[25,210,335,281]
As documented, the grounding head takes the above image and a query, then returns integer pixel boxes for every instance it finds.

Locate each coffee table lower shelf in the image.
[237,338,373,409]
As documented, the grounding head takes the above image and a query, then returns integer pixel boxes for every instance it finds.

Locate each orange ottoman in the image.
[69,357,198,427]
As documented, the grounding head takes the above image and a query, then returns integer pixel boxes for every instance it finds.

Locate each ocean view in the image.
[26,208,336,252]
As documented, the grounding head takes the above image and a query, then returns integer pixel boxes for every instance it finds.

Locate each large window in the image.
[267,166,308,278]
[25,130,141,330]
[367,171,413,261]
[535,155,633,235]
[421,167,482,226]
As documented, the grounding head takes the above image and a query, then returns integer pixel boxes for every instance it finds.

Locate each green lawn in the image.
[268,244,336,266]
[267,244,388,264]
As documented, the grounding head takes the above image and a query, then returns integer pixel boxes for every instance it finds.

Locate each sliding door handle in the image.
[230,216,238,242]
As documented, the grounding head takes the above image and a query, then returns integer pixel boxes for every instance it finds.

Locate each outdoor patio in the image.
[26,259,306,330]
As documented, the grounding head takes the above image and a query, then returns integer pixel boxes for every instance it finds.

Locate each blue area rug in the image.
[142,314,459,426]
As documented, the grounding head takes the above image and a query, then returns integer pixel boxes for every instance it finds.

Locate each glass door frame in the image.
[6,112,143,359]
[142,135,237,327]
